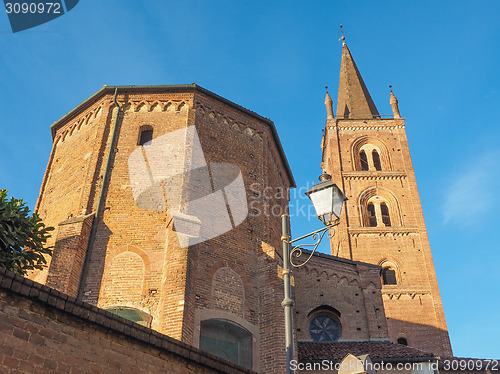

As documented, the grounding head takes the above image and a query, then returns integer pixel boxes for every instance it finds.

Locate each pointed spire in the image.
[336,41,380,119]
[325,86,334,119]
[389,86,401,118]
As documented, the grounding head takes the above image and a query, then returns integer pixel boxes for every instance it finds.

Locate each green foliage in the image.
[0,189,54,275]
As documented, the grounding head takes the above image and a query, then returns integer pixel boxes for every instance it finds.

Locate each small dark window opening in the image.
[380,203,391,226]
[367,203,377,227]
[372,150,382,171]
[360,151,369,171]
[382,268,397,285]
[139,129,153,146]
[397,337,408,345]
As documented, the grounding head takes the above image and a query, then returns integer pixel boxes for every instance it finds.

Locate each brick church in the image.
[24,39,468,373]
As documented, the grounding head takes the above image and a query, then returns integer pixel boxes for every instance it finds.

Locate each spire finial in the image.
[339,24,346,44]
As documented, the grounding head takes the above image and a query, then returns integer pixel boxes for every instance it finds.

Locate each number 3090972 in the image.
[5,2,62,14]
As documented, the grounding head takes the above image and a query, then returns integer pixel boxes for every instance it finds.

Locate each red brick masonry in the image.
[0,267,255,374]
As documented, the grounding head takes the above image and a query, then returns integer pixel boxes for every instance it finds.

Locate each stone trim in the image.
[342,171,407,181]
[328,124,405,131]
[57,213,95,226]
[348,227,419,236]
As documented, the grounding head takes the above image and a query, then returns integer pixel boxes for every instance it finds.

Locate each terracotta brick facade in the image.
[0,268,254,374]
[293,252,389,342]
[27,41,456,369]
[31,85,294,373]
[45,213,94,298]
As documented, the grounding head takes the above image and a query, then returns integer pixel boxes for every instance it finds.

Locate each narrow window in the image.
[367,203,377,227]
[139,128,153,146]
[397,337,408,345]
[360,151,369,171]
[372,150,382,171]
[382,267,397,285]
[380,203,391,226]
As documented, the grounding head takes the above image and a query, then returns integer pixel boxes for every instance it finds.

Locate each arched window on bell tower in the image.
[352,137,391,171]
[359,187,402,228]
[361,193,399,228]
[360,150,369,171]
[382,267,397,285]
[379,260,400,285]
[372,150,382,171]
[367,203,377,227]
[357,144,383,171]
[380,203,391,227]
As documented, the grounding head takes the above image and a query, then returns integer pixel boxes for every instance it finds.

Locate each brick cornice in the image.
[342,171,407,181]
[327,119,405,131]
[382,286,432,299]
[348,227,419,237]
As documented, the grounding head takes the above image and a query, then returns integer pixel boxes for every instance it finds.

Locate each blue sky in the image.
[1,0,499,359]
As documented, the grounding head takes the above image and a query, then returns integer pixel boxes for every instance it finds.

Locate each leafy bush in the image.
[0,189,54,275]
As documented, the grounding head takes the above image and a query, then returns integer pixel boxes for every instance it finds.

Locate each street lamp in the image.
[281,172,347,374]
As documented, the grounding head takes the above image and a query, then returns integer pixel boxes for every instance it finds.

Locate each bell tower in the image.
[321,40,453,356]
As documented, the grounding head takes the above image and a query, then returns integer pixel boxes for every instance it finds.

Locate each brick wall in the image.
[45,214,94,297]
[31,86,294,373]
[0,267,254,374]
[293,252,389,342]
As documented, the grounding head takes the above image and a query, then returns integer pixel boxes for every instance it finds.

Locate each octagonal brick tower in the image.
[321,42,453,356]
[32,84,295,373]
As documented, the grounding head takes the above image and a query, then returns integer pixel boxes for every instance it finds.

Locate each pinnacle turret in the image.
[325,88,334,119]
[389,86,401,118]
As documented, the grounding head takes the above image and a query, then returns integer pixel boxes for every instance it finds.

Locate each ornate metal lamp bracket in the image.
[286,221,339,267]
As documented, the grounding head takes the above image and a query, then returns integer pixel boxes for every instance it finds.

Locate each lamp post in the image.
[281,172,347,374]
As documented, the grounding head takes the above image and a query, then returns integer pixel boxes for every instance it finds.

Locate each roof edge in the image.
[300,249,382,269]
[49,84,296,187]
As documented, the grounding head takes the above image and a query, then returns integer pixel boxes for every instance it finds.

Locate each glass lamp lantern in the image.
[305,173,347,226]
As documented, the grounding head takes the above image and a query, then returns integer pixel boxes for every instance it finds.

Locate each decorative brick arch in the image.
[351,136,392,171]
[210,266,245,318]
[106,245,152,273]
[99,250,147,305]
[357,186,403,227]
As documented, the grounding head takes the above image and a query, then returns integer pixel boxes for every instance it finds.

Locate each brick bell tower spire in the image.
[320,32,453,356]
[336,38,380,119]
